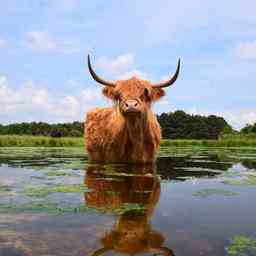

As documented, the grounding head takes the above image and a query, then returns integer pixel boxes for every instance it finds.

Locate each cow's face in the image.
[87,54,180,118]
[102,78,165,117]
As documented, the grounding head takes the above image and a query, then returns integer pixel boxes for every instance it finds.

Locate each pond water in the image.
[0,147,256,256]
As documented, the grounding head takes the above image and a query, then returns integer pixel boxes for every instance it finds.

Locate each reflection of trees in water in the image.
[156,155,233,180]
[84,163,175,256]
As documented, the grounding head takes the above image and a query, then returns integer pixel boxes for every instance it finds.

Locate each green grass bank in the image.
[0,135,84,147]
[1,135,256,147]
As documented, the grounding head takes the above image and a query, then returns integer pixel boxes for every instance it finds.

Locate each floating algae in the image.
[192,188,239,198]
[45,170,74,177]
[223,175,256,186]
[24,184,91,198]
[90,202,146,215]
[0,202,91,215]
[114,203,145,215]
[225,235,256,256]
[61,161,84,170]
[0,201,145,216]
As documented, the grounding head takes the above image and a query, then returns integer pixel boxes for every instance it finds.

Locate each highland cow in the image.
[85,54,180,163]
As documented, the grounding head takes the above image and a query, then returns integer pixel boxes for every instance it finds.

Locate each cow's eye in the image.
[143,88,150,101]
[114,91,121,101]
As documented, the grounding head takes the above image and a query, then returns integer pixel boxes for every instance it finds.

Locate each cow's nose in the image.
[124,100,139,111]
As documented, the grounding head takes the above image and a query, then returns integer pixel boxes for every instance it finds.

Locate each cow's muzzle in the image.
[122,100,140,115]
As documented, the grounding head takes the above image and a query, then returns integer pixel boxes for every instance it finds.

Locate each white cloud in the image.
[97,53,133,75]
[96,53,148,80]
[24,30,80,54]
[0,76,107,124]
[0,76,11,101]
[51,96,80,120]
[0,38,8,48]
[57,40,81,54]
[0,76,51,113]
[119,70,148,80]
[222,110,256,129]
[122,0,256,46]
[25,31,56,51]
[81,88,102,102]
[235,40,256,60]
[65,79,104,101]
[66,79,81,87]
[187,107,256,130]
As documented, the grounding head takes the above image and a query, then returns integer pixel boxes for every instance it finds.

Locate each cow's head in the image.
[87,55,180,117]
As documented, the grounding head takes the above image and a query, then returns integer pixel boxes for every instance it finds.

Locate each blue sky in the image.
[0,0,256,129]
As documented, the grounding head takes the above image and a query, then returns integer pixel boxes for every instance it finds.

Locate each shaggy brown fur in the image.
[85,77,166,163]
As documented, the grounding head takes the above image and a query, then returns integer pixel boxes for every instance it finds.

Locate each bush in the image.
[50,130,62,138]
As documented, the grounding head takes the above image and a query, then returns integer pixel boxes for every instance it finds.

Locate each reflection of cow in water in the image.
[84,164,175,256]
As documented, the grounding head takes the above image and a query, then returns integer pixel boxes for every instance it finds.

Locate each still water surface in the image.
[0,147,256,256]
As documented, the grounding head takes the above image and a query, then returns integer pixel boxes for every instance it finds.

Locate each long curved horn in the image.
[152,59,181,88]
[87,54,116,87]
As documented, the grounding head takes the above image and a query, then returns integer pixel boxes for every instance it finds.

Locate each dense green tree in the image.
[157,111,232,139]
[241,124,254,134]
[0,122,84,137]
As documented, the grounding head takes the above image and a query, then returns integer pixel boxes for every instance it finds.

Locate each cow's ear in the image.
[151,88,165,101]
[102,87,115,100]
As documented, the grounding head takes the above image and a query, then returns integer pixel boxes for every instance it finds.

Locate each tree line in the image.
[157,110,233,139]
[0,121,84,137]
[240,123,256,134]
[0,110,254,139]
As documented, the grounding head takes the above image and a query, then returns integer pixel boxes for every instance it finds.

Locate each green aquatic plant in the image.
[225,235,256,256]
[24,184,90,197]
[0,202,91,215]
[24,186,52,197]
[222,171,242,178]
[61,161,84,170]
[45,170,74,176]
[91,203,146,215]
[115,203,145,215]
[223,175,256,186]
[160,138,256,148]
[1,135,256,148]
[193,188,239,198]
[31,176,47,180]
[0,147,87,172]
[0,201,145,216]
[0,135,84,147]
